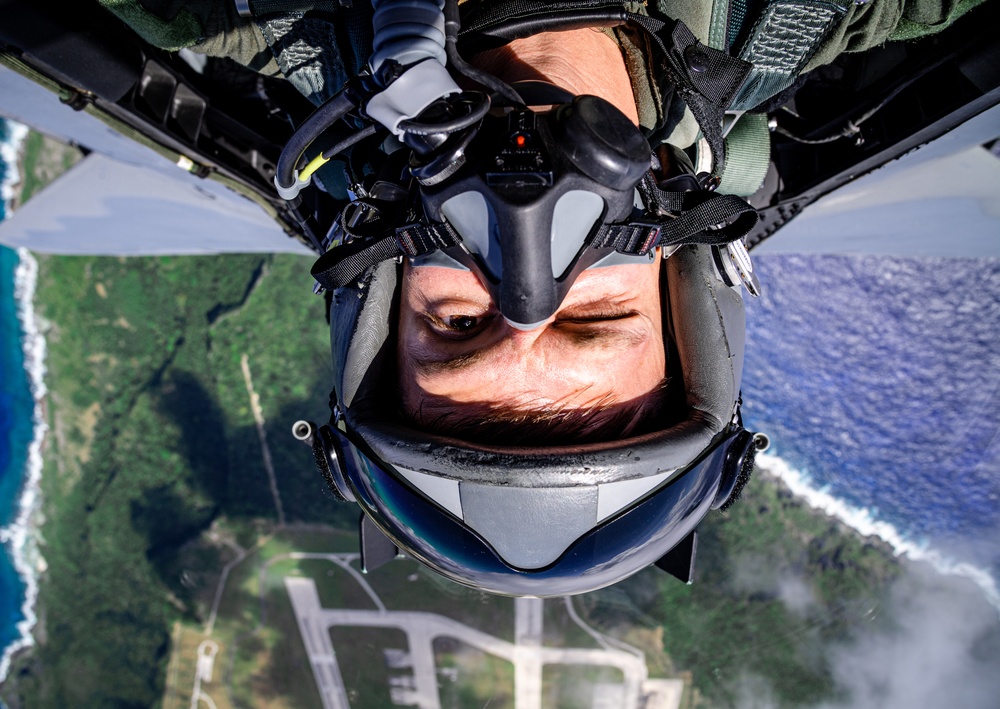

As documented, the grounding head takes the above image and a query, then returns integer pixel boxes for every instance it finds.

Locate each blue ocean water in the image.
[0,118,32,667]
[742,254,1000,574]
[0,247,29,660]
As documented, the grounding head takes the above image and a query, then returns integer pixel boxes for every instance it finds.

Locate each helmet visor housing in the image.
[322,421,754,597]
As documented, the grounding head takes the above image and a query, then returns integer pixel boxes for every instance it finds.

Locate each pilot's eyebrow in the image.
[412,347,491,375]
[554,306,648,341]
[556,324,649,348]
[555,306,639,323]
[411,321,648,376]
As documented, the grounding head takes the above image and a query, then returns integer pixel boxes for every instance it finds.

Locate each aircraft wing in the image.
[2,2,998,258]
[754,101,1000,258]
[0,65,310,256]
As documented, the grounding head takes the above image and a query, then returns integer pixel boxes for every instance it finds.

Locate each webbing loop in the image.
[625,14,753,178]
[311,217,461,290]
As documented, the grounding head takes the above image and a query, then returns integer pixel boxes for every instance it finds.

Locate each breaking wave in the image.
[757,452,1000,615]
[0,248,47,681]
[0,120,28,218]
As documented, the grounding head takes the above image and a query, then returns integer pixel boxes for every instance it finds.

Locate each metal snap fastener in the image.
[685,46,710,74]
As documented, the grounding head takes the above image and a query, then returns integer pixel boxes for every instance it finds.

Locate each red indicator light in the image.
[514,133,528,148]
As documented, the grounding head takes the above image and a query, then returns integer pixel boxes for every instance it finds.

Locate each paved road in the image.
[190,640,219,709]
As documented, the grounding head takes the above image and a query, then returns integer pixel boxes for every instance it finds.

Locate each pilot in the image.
[101,0,982,596]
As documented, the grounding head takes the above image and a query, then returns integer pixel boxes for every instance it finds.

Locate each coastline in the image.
[756,451,1000,614]
[0,248,46,682]
[0,119,47,683]
[0,121,28,218]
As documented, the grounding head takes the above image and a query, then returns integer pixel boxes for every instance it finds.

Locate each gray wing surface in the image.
[754,102,1000,259]
[0,65,309,256]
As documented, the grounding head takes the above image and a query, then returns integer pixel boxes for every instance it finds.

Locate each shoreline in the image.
[0,120,47,683]
[756,451,1000,614]
[0,120,28,217]
[0,248,47,682]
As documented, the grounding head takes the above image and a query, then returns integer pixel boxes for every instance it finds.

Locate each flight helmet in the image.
[280,0,767,596]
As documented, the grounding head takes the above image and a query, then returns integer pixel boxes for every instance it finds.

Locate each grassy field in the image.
[13,130,83,208]
[436,638,515,709]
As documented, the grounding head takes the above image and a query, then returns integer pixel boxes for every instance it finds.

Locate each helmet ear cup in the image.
[313,425,356,502]
[713,430,759,511]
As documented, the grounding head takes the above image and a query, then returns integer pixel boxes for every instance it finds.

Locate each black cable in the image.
[321,123,382,160]
[443,0,524,106]
[396,93,491,135]
[276,90,358,188]
[774,50,956,146]
[773,123,859,145]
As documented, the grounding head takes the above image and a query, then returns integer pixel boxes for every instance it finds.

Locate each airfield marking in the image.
[514,597,543,709]
[240,353,286,525]
[282,562,664,709]
[189,640,219,709]
[285,577,352,709]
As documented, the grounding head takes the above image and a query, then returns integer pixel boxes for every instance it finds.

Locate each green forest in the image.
[2,252,357,707]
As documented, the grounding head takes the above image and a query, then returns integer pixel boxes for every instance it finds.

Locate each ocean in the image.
[742,254,1000,606]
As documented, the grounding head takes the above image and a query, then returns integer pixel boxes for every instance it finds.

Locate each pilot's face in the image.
[397,259,666,434]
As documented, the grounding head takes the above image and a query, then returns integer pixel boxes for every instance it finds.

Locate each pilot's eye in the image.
[446,315,479,331]
[423,308,492,339]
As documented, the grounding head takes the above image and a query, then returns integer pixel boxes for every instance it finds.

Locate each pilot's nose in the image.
[499,316,556,360]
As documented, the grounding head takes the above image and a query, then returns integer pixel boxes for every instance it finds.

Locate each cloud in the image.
[729,562,1000,709]
[815,562,1000,709]
[729,554,817,617]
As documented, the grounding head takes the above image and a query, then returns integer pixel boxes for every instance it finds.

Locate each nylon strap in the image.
[592,192,758,254]
[625,14,752,178]
[718,112,771,196]
[592,223,663,254]
[708,0,731,50]
[311,220,461,290]
[395,222,462,257]
[729,0,847,111]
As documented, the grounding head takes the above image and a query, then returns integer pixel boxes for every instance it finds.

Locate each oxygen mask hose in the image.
[370,0,448,72]
[365,0,463,136]
[274,90,360,201]
[275,0,463,201]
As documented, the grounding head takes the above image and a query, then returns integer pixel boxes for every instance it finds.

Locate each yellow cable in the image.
[299,153,330,182]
